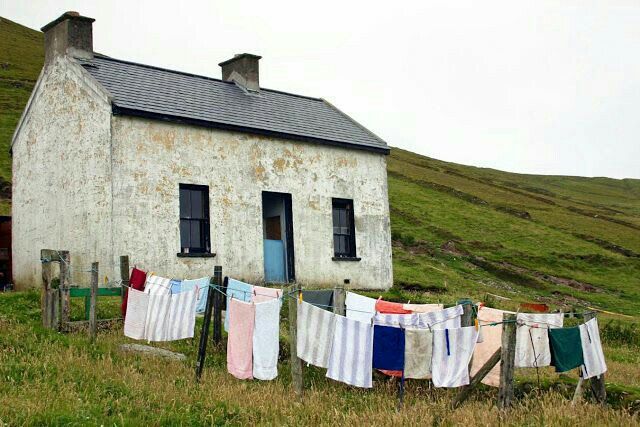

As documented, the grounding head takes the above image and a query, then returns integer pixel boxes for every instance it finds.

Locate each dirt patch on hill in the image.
[440,240,604,293]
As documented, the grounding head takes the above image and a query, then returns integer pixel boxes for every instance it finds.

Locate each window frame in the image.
[178,183,212,256]
[331,198,358,260]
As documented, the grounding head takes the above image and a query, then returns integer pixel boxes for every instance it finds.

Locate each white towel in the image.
[144,275,172,295]
[124,288,149,340]
[345,292,376,324]
[515,313,564,368]
[297,300,337,368]
[432,326,479,388]
[253,298,282,380]
[579,318,607,379]
[326,315,374,388]
[165,288,198,341]
[374,305,463,330]
[144,292,171,342]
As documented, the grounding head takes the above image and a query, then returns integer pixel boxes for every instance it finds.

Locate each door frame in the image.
[262,191,296,282]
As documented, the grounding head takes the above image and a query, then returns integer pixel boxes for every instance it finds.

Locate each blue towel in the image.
[225,278,253,331]
[372,325,405,371]
[169,279,183,294]
[180,277,211,313]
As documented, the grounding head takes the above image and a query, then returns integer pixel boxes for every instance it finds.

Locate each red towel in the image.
[121,268,147,317]
[375,299,412,314]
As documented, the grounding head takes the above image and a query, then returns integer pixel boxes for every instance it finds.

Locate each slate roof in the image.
[79,54,389,154]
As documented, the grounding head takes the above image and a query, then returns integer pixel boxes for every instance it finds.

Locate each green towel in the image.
[549,326,584,373]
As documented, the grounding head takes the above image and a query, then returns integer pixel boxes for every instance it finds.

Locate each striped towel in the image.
[123,288,149,340]
[579,318,607,379]
[374,312,421,328]
[432,326,479,388]
[326,315,374,388]
[515,313,564,368]
[419,305,463,330]
[345,292,376,324]
[144,292,171,342]
[374,305,463,330]
[144,275,172,295]
[297,301,337,368]
[165,288,198,341]
[253,298,282,380]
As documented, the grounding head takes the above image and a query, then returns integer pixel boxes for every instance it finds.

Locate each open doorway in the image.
[262,191,295,283]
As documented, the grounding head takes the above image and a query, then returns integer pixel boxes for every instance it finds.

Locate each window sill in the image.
[332,256,361,262]
[177,252,216,258]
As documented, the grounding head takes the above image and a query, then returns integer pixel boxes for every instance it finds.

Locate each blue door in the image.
[264,239,286,283]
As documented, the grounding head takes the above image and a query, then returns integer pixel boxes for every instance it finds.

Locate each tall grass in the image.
[1,291,639,425]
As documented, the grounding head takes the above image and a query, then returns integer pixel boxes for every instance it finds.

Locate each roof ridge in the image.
[91,53,324,102]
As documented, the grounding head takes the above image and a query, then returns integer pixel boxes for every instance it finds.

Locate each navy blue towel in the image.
[372,325,405,371]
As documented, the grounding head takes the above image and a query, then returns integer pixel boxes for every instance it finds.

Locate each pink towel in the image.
[227,299,255,379]
[252,285,282,303]
[471,306,511,387]
[403,303,444,313]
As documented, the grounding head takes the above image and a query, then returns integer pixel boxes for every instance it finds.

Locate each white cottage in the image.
[11,12,393,290]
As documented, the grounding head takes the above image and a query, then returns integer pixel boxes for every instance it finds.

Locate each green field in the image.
[0,16,639,424]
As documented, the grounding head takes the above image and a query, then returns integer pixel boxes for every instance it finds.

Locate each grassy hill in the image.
[1,16,639,316]
[0,17,43,214]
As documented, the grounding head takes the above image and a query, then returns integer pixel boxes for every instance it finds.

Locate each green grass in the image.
[0,291,639,425]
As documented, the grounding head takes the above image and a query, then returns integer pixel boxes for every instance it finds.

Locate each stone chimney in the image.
[219,53,262,92]
[41,11,95,64]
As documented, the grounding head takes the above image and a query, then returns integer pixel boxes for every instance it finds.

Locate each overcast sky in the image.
[4,0,640,179]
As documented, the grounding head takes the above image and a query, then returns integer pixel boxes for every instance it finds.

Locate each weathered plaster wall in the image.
[111,117,392,289]
[12,57,113,289]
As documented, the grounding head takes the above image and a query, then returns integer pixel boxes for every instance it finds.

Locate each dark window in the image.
[179,184,210,253]
[332,198,356,258]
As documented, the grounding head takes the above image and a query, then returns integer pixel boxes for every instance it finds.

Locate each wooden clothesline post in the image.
[498,312,517,409]
[212,267,224,346]
[119,255,130,308]
[194,265,222,383]
[88,262,99,343]
[288,283,304,397]
[333,285,346,315]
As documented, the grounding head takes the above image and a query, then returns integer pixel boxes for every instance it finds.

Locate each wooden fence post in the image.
[40,249,56,328]
[58,250,71,326]
[498,312,517,409]
[89,262,99,343]
[333,285,346,316]
[212,267,223,345]
[288,284,304,397]
[452,347,502,409]
[195,276,216,382]
[120,255,130,306]
[584,311,606,404]
[459,300,474,327]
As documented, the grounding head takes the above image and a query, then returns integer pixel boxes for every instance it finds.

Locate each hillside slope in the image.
[0,17,43,215]
[1,16,639,315]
